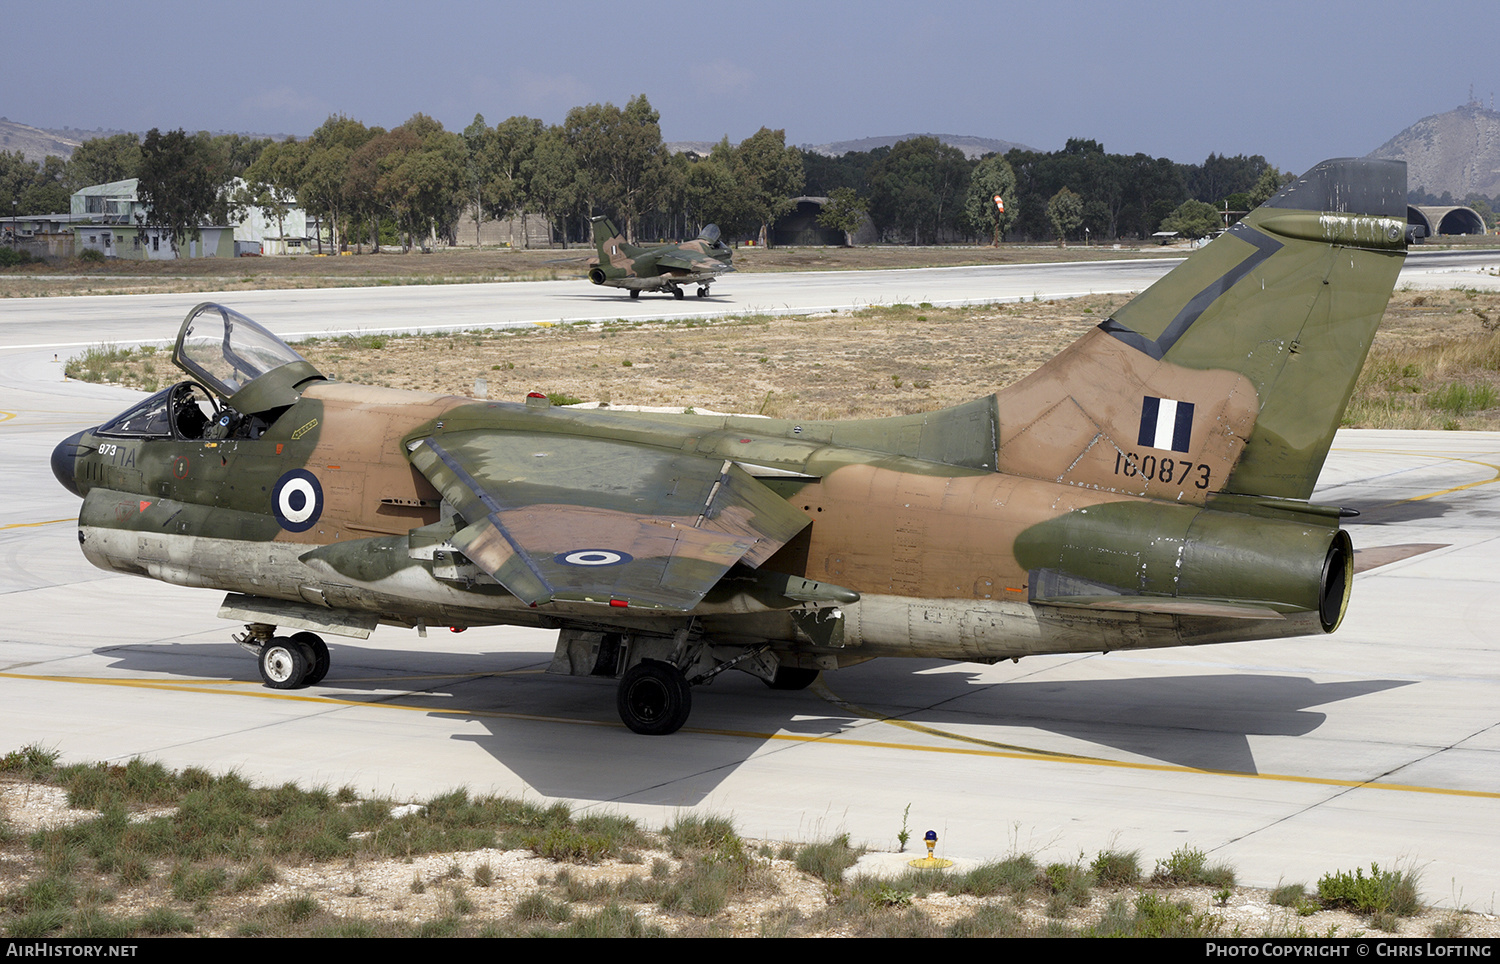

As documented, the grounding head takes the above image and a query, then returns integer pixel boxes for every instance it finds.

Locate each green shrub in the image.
[1090,848,1142,886]
[794,834,860,884]
[955,855,1038,897]
[1130,893,1224,937]
[1317,863,1421,916]
[1042,859,1094,909]
[1429,382,1498,416]
[0,744,59,778]
[1151,845,1235,888]
[663,812,740,856]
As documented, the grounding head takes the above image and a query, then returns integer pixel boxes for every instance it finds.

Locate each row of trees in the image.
[27,102,1487,250]
[220,97,806,252]
[1,98,808,252]
[805,137,1302,244]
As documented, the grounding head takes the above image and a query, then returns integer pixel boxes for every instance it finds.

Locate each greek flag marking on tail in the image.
[1138,396,1195,453]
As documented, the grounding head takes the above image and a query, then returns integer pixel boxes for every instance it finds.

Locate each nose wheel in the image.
[253,631,330,689]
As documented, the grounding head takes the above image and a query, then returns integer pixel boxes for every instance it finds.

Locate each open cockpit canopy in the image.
[173,303,324,414]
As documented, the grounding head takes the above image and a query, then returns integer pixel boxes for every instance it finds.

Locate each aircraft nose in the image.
[52,430,88,498]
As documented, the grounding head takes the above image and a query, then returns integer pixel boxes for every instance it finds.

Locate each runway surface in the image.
[2,253,1498,902]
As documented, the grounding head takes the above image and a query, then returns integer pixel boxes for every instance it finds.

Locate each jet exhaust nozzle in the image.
[1318,529,1353,633]
[587,267,608,286]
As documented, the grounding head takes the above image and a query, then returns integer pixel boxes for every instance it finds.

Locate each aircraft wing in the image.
[408,431,809,611]
[654,252,732,273]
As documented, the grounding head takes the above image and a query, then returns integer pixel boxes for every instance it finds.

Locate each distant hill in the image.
[801,133,1039,159]
[669,133,1039,160]
[1367,103,1500,200]
[0,118,301,163]
[0,119,84,162]
[665,141,723,157]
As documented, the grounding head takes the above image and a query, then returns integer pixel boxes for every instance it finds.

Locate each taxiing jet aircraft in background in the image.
[586,216,734,299]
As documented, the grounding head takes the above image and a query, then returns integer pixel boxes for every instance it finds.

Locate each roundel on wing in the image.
[556,549,633,567]
[272,469,323,532]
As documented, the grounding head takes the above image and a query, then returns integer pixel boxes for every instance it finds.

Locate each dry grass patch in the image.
[1345,288,1500,430]
[63,286,1500,432]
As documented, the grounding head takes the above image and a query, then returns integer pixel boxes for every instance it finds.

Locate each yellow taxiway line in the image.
[2,518,72,530]
[4,669,1492,801]
[1331,448,1500,507]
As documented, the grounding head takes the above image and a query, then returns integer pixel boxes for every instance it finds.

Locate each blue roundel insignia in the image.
[555,549,632,567]
[272,469,323,532]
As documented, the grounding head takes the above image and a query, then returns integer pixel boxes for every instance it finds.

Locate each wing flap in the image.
[409,431,809,611]
[655,253,730,273]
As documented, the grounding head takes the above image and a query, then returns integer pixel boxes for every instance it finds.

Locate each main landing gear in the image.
[238,624,330,690]
[616,660,692,735]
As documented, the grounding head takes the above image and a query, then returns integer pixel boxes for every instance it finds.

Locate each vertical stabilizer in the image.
[993,158,1406,503]
[589,216,634,265]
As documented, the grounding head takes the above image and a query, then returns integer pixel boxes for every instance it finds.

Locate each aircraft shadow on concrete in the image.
[1342,497,1454,526]
[825,660,1414,777]
[571,292,731,305]
[96,643,1412,805]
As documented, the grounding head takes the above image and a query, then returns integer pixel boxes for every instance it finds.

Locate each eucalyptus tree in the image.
[816,186,868,246]
[730,127,803,247]
[564,95,666,242]
[66,133,141,190]
[378,114,466,251]
[867,136,971,244]
[962,155,1017,245]
[483,115,544,246]
[528,124,577,247]
[135,128,230,249]
[300,115,377,252]
[684,138,754,239]
[1046,186,1084,245]
[236,137,306,246]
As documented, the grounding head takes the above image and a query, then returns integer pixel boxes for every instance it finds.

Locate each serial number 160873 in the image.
[1113,450,1211,489]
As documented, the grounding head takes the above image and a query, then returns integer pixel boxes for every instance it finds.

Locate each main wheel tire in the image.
[290,632,330,685]
[617,660,691,735]
[672,287,684,300]
[258,636,312,689]
[629,289,640,299]
[697,287,708,298]
[765,666,821,691]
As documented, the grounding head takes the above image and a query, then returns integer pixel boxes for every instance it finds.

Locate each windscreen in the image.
[96,387,173,438]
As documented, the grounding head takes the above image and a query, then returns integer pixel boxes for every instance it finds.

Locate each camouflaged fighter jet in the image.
[51,158,1407,735]
[586,216,733,299]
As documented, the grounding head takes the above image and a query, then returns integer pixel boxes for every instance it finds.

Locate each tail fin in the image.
[993,158,1406,503]
[589,215,634,265]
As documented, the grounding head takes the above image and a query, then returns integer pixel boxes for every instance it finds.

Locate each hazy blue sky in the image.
[8,0,1493,173]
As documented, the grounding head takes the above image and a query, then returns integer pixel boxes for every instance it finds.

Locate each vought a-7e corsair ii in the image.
[586,216,734,299]
[52,159,1407,735]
